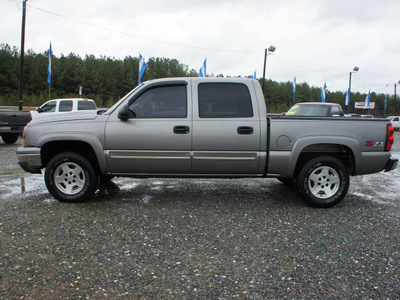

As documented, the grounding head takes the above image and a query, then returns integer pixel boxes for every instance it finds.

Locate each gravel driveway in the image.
[1,136,400,299]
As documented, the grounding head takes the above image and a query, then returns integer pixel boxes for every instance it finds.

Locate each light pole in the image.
[347,66,359,114]
[394,81,400,116]
[262,45,276,100]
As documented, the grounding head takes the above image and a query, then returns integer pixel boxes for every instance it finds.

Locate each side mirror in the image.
[118,104,134,120]
[36,107,42,113]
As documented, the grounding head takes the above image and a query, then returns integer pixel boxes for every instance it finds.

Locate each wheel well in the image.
[294,144,355,178]
[41,141,100,174]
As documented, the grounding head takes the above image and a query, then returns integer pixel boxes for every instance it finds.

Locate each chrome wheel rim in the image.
[54,162,86,195]
[308,166,340,199]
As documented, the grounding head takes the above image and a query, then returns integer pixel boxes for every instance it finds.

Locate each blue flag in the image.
[199,58,207,77]
[250,71,256,79]
[384,95,387,110]
[345,88,350,106]
[139,53,147,85]
[47,43,52,87]
[364,90,371,108]
[292,76,296,104]
[320,82,327,102]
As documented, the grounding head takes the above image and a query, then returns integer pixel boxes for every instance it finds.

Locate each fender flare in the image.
[287,136,360,178]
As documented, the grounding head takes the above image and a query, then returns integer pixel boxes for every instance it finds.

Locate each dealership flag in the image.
[199,58,207,77]
[384,95,387,110]
[364,90,371,107]
[321,82,327,102]
[345,88,350,106]
[47,43,52,87]
[292,76,296,103]
[138,53,147,85]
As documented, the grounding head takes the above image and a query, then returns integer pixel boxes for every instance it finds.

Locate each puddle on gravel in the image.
[0,175,46,197]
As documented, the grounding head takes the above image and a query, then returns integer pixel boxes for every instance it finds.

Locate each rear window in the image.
[198,83,253,118]
[59,100,73,112]
[78,101,96,111]
[286,104,330,117]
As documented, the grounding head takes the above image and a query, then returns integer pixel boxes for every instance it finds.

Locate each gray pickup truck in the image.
[17,78,398,207]
[0,109,31,144]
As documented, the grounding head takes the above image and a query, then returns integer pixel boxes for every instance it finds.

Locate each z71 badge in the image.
[365,141,384,147]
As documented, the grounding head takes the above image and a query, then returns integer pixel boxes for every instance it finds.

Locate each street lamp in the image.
[346,66,359,114]
[262,45,276,98]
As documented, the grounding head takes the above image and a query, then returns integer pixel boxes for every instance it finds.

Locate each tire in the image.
[296,156,349,208]
[45,152,98,203]
[2,133,19,144]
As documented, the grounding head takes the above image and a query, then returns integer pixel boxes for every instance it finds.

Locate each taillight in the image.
[385,124,394,151]
[22,126,28,147]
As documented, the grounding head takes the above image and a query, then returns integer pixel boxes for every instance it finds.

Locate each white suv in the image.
[31,98,97,120]
[387,116,400,131]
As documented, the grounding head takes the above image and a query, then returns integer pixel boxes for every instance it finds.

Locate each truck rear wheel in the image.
[296,156,349,208]
[1,133,19,144]
[45,152,97,203]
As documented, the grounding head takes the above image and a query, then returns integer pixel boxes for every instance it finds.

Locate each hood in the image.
[29,110,98,125]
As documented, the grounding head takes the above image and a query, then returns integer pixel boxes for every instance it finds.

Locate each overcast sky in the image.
[1,0,400,94]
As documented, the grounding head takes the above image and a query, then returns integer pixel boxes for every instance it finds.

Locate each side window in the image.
[394,117,399,122]
[198,83,253,118]
[78,101,96,111]
[331,106,340,116]
[59,100,73,112]
[129,85,187,118]
[40,101,57,113]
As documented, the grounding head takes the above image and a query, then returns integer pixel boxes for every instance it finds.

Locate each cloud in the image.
[1,0,400,93]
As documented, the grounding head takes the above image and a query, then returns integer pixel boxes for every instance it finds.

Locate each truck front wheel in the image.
[296,156,349,208]
[45,152,97,203]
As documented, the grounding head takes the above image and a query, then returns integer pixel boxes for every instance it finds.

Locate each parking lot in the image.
[1,136,400,298]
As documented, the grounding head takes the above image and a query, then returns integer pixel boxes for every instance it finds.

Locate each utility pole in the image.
[395,83,397,116]
[19,0,27,111]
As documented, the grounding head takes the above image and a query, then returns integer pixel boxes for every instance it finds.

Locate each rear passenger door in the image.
[191,80,262,175]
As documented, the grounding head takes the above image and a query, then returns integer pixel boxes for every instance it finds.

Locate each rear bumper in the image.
[0,126,25,134]
[16,146,42,174]
[385,157,398,172]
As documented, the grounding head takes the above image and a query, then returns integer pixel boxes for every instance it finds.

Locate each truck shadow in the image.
[92,177,306,208]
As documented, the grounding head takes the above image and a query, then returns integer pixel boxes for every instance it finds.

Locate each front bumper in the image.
[385,157,398,172]
[16,147,42,174]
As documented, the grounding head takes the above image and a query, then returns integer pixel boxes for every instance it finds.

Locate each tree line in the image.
[0,43,396,116]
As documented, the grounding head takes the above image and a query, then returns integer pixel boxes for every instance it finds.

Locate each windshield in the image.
[104,84,143,114]
[286,104,330,117]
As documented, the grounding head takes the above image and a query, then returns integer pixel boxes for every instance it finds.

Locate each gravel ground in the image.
[1,136,400,299]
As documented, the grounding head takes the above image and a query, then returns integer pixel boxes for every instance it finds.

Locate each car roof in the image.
[294,102,339,106]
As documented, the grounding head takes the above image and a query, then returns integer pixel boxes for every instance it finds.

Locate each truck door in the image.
[105,81,192,174]
[191,80,262,175]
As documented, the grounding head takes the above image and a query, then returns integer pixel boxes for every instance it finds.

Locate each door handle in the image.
[174,126,190,134]
[237,126,253,135]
